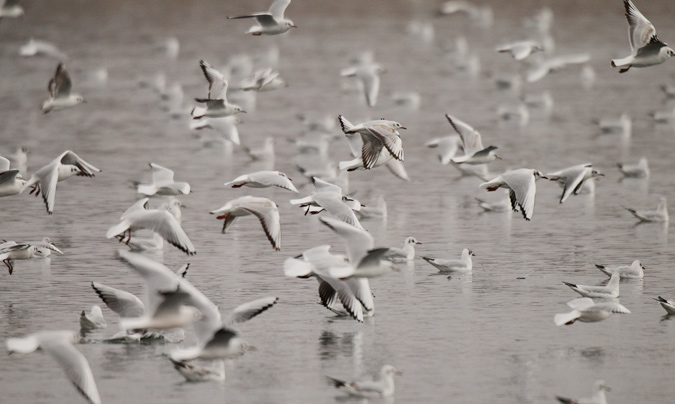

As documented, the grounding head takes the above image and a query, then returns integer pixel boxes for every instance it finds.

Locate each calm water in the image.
[2,0,675,403]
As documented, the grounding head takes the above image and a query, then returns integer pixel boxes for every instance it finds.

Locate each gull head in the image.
[405,237,421,245]
[381,365,402,377]
[75,95,86,104]
[664,47,675,59]
[533,170,547,180]
[390,121,406,130]
[234,106,246,114]
[285,20,297,29]
[591,169,604,178]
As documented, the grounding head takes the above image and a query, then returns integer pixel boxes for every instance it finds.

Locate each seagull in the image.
[546,163,603,204]
[554,297,631,326]
[617,157,649,178]
[0,0,23,22]
[341,63,385,107]
[596,113,632,136]
[563,272,620,298]
[136,163,191,196]
[611,0,675,73]
[118,289,202,332]
[191,60,245,119]
[190,116,241,146]
[79,305,106,333]
[290,182,364,230]
[425,135,461,165]
[210,196,281,250]
[556,379,611,404]
[595,260,644,279]
[654,296,675,315]
[624,197,669,222]
[240,68,287,92]
[480,169,547,221]
[227,0,296,36]
[446,114,501,165]
[327,365,401,398]
[383,237,421,262]
[19,38,67,59]
[422,248,474,273]
[497,103,530,126]
[106,198,196,255]
[224,171,298,192]
[0,240,62,274]
[337,115,405,171]
[21,150,100,214]
[41,63,85,113]
[6,330,102,404]
[496,40,543,60]
[0,156,26,197]
[525,53,591,83]
[91,281,146,319]
[30,237,64,258]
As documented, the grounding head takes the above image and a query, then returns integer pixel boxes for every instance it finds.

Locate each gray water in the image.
[2,0,675,403]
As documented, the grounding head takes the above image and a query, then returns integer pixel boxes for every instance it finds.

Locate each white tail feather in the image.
[554,310,580,326]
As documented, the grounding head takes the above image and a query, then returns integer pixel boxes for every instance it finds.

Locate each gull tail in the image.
[338,158,361,171]
[283,257,314,278]
[611,56,632,69]
[554,310,580,326]
[190,106,206,119]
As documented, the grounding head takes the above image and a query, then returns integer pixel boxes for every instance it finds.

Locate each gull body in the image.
[244,137,275,161]
[624,197,668,222]
[597,113,632,136]
[190,116,241,146]
[41,63,85,113]
[210,195,281,250]
[554,297,631,326]
[224,170,297,192]
[425,135,461,165]
[446,114,500,165]
[0,155,25,197]
[19,38,67,59]
[526,53,591,83]
[337,115,405,171]
[617,157,649,178]
[191,60,245,119]
[496,40,543,60]
[240,68,287,92]
[341,63,385,107]
[0,0,23,20]
[480,169,547,221]
[31,237,64,258]
[227,0,296,36]
[383,237,421,262]
[328,365,401,398]
[563,272,620,299]
[422,248,474,273]
[595,260,644,279]
[546,163,603,204]
[291,191,364,230]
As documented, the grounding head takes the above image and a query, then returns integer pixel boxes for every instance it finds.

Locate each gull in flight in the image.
[210,196,281,250]
[191,60,245,119]
[446,114,501,165]
[337,115,405,171]
[227,0,296,36]
[595,260,644,279]
[654,296,675,315]
[41,63,85,113]
[107,198,196,255]
[563,272,620,299]
[496,40,543,60]
[6,330,102,404]
[190,116,241,146]
[0,0,23,22]
[480,169,547,221]
[624,197,669,222]
[611,0,675,73]
[290,178,364,229]
[0,155,26,197]
[118,289,202,332]
[224,170,298,192]
[136,163,191,196]
[21,150,100,215]
[425,134,461,165]
[0,240,63,274]
[546,163,603,204]
[617,157,649,178]
[554,297,631,326]
[556,379,611,404]
[422,248,474,273]
[240,68,287,92]
[327,365,402,398]
[79,305,106,333]
[383,237,421,262]
[525,53,591,83]
[341,61,385,107]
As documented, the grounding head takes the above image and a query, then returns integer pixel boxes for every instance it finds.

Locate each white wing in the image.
[312,192,363,229]
[149,163,175,186]
[223,296,279,325]
[319,216,374,264]
[0,156,10,172]
[445,114,484,155]
[269,0,291,20]
[91,282,145,318]
[121,210,196,255]
[199,60,227,99]
[503,169,537,221]
[241,197,282,250]
[360,68,380,107]
[59,151,101,177]
[624,0,656,52]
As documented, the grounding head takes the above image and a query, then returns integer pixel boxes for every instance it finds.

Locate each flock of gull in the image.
[2,0,675,402]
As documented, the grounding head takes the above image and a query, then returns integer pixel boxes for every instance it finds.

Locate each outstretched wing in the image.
[624,0,656,52]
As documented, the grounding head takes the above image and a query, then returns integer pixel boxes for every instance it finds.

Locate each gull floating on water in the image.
[556,379,611,404]
[617,157,649,178]
[224,170,297,192]
[210,195,281,250]
[41,63,85,113]
[21,150,100,215]
[563,272,620,299]
[327,365,401,398]
[79,305,106,333]
[624,197,669,222]
[383,237,421,262]
[227,0,296,36]
[611,0,675,73]
[136,163,190,196]
[191,60,245,119]
[480,169,547,221]
[337,115,405,171]
[446,114,501,165]
[595,260,644,279]
[654,296,675,315]
[554,297,631,326]
[422,248,474,273]
[546,163,603,204]
[496,40,543,60]
[0,240,62,274]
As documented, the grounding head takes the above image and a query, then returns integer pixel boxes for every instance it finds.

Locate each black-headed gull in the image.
[546,163,603,204]
[597,113,632,136]
[191,60,245,119]
[91,281,145,318]
[0,0,23,21]
[6,330,102,404]
[624,197,668,222]
[224,170,297,192]
[240,67,287,92]
[496,40,543,60]
[107,198,196,255]
[0,156,25,197]
[475,194,510,212]
[21,150,100,215]
[556,379,611,404]
[31,237,64,257]
[611,0,675,73]
[79,305,106,332]
[357,195,387,220]
[210,195,281,250]
[595,260,644,279]
[563,272,620,298]
[422,248,474,273]
[291,189,364,230]
[137,163,190,196]
[554,297,631,326]
[337,115,405,171]
[327,365,401,398]
[654,296,675,315]
[41,63,85,113]
[446,114,500,165]
[227,0,296,36]
[0,240,63,274]
[383,237,421,262]
[617,157,649,178]
[480,169,547,221]
[439,1,492,28]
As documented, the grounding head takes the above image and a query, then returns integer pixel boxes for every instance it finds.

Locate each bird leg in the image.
[4,259,13,275]
[29,183,41,196]
[619,66,631,73]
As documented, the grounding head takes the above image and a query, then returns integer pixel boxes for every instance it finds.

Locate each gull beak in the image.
[395,371,403,376]
[415,242,422,245]
[540,175,548,180]
[494,154,502,160]
[392,266,402,273]
[240,110,247,113]
[472,252,476,256]
[400,126,407,130]
[292,25,298,28]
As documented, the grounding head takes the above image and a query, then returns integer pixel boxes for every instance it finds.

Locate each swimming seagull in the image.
[0,240,62,274]
[41,63,85,113]
[556,379,611,404]
[496,40,543,60]
[563,272,620,299]
[227,0,296,36]
[106,198,196,255]
[191,60,245,119]
[327,365,401,398]
[0,156,26,197]
[224,171,298,192]
[422,248,474,273]
[654,296,675,315]
[337,115,405,171]
[624,197,669,222]
[617,157,649,178]
[611,0,675,73]
[210,196,281,250]
[595,260,644,279]
[21,150,100,215]
[79,305,106,333]
[554,297,631,326]
[383,237,421,262]
[0,0,23,23]
[446,114,501,165]
[136,163,191,196]
[480,169,547,221]
[546,163,603,204]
